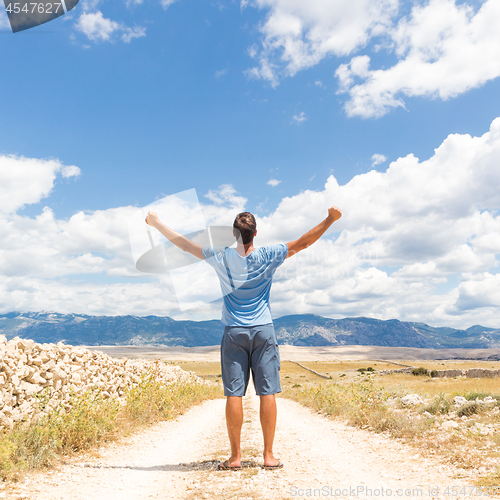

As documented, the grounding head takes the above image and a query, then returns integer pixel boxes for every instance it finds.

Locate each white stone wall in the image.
[379,367,500,377]
[0,335,200,430]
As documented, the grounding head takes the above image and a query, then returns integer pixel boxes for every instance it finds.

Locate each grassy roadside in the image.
[279,361,500,488]
[0,369,223,482]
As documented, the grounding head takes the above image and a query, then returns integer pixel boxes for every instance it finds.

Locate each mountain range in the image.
[1,311,499,350]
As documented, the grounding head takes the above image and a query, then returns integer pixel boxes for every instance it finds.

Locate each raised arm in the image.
[145,211,204,260]
[286,206,342,259]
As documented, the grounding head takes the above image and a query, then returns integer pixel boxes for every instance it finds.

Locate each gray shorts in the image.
[220,323,281,397]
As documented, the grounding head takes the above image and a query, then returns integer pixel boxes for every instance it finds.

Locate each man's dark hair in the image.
[233,212,256,245]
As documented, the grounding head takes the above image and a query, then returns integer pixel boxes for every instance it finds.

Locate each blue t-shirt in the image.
[202,243,288,326]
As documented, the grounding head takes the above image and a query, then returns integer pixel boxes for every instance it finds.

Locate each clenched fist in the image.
[145,211,159,226]
[327,206,342,222]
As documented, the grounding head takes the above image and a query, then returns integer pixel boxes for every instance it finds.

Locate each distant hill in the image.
[274,315,500,349]
[0,311,499,349]
[0,312,221,347]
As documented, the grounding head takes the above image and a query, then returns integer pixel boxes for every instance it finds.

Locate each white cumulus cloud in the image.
[0,155,80,214]
[161,0,178,9]
[337,0,500,118]
[371,153,387,167]
[75,11,145,43]
[3,118,500,326]
[246,0,398,86]
[267,179,281,187]
[76,11,120,41]
[0,9,10,29]
[121,25,146,43]
[292,112,307,124]
[246,0,500,118]
[256,116,500,326]
[204,184,247,209]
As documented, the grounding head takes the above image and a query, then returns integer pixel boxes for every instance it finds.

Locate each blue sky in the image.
[1,0,500,328]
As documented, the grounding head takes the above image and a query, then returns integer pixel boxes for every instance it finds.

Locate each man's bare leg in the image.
[224,396,243,467]
[260,394,280,466]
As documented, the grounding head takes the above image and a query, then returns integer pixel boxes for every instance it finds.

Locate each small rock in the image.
[475,423,493,435]
[453,396,468,407]
[441,420,459,430]
[401,394,424,406]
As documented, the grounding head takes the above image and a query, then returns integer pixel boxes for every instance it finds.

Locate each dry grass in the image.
[297,360,399,373]
[0,368,223,482]
[398,360,500,370]
[281,364,500,488]
[372,372,500,398]
[172,361,222,377]
[476,466,500,488]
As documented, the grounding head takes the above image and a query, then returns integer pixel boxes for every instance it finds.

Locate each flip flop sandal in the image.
[217,460,242,471]
[262,459,284,470]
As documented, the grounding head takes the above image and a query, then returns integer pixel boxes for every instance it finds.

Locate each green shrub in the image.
[412,367,429,376]
[0,439,16,477]
[422,393,450,415]
[463,391,491,401]
[0,388,119,480]
[430,370,438,378]
[457,402,482,417]
[124,374,221,425]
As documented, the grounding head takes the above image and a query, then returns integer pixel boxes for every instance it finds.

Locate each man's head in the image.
[233,212,256,245]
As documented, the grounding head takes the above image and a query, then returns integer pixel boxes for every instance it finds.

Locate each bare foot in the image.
[263,454,281,467]
[218,458,241,469]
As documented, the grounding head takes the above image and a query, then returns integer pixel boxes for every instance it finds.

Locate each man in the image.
[145,205,342,470]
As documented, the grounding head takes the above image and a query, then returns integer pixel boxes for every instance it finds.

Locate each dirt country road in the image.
[6,392,490,500]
